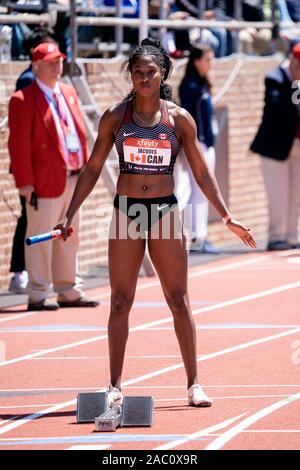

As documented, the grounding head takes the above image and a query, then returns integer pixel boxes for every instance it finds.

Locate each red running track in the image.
[0,249,300,450]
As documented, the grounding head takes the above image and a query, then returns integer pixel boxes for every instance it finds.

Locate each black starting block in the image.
[76,392,107,423]
[95,396,154,432]
[77,392,154,430]
[121,396,154,427]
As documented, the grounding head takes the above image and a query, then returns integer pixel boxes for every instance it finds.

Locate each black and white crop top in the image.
[115,100,180,175]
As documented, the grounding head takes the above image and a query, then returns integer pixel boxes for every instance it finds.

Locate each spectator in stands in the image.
[250,42,300,251]
[52,0,71,60]
[171,0,237,57]
[243,1,264,21]
[8,42,99,310]
[286,0,300,22]
[9,27,57,294]
[149,0,218,58]
[172,1,277,57]
[203,1,269,56]
[277,0,300,45]
[6,0,51,59]
[11,23,31,60]
[106,0,139,46]
[236,1,272,55]
[179,44,219,253]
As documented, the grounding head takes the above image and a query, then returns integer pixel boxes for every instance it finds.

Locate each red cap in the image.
[292,43,300,62]
[32,43,66,62]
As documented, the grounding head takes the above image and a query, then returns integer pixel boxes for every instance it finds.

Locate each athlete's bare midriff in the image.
[116,173,175,198]
[112,99,180,198]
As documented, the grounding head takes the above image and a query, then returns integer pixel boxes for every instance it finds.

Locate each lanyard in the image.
[52,92,69,129]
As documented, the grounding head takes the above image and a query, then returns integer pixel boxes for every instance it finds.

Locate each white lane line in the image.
[0,404,57,410]
[28,355,189,360]
[0,434,212,445]
[0,434,188,443]
[0,418,18,427]
[66,445,111,451]
[0,311,43,325]
[243,430,300,433]
[119,384,300,390]
[2,278,300,368]
[94,254,273,300]
[0,329,107,334]
[2,324,300,334]
[236,267,300,270]
[153,414,247,451]
[0,253,269,324]
[0,387,100,393]
[155,395,294,402]
[0,325,299,438]
[0,250,292,326]
[205,392,300,450]
[121,326,300,388]
[0,400,96,437]
[1,384,299,394]
[0,395,290,411]
[100,327,300,407]
[126,384,300,389]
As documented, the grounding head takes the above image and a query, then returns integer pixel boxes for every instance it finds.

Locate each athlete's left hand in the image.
[226,219,257,249]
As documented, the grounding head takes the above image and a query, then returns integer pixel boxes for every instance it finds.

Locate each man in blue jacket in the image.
[250,42,300,251]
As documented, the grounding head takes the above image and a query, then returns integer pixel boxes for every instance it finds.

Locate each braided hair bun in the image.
[140,37,171,81]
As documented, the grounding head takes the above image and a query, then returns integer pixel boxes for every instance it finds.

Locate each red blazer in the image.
[8,80,89,198]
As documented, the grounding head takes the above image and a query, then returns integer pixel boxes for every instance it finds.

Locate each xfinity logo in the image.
[136,139,159,148]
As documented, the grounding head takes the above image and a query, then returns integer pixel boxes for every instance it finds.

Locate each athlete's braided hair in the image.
[123,37,173,102]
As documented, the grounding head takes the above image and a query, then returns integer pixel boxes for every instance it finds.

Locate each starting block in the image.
[76,392,107,423]
[95,408,121,432]
[95,396,154,432]
[121,396,154,427]
[76,392,154,430]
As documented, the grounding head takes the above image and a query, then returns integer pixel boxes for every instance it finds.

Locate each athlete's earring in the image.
[161,78,165,86]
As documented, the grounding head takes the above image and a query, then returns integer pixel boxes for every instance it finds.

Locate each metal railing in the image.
[0,116,8,130]
[0,12,50,24]
[1,0,299,72]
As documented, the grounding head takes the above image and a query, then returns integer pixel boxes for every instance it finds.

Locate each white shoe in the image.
[107,384,123,409]
[188,384,213,407]
[9,271,28,294]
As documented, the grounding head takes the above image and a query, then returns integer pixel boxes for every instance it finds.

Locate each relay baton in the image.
[26,228,73,246]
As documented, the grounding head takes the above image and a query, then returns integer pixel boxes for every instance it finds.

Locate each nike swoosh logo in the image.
[123,132,136,137]
[157,204,169,211]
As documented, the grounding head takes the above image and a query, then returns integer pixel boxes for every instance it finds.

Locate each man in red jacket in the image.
[8,43,99,311]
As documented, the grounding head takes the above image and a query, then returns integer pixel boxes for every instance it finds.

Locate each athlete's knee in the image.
[110,292,133,315]
[166,289,188,312]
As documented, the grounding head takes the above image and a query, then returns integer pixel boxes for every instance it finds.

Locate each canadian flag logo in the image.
[159,133,167,140]
[130,154,147,163]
